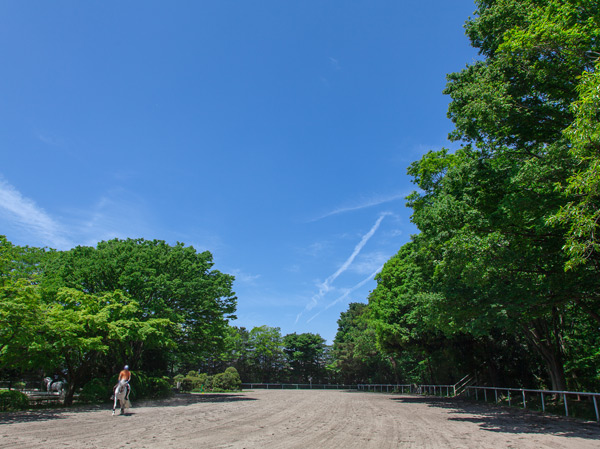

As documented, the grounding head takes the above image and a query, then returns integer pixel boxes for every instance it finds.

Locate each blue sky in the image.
[0,1,478,343]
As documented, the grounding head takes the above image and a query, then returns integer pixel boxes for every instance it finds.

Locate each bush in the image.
[13,381,26,390]
[148,377,172,398]
[0,390,29,411]
[212,368,241,392]
[180,377,195,392]
[224,367,242,390]
[173,374,184,388]
[181,372,211,392]
[80,378,112,403]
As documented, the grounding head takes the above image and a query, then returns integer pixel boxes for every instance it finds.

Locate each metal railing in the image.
[465,386,600,422]
[241,383,358,390]
[357,384,411,393]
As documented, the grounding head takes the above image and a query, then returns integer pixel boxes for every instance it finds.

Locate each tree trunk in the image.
[63,382,76,406]
[523,316,567,392]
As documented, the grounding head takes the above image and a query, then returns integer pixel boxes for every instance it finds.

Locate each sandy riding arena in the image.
[1,389,599,449]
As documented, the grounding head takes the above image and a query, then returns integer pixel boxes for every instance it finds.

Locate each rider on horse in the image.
[49,374,60,389]
[114,365,132,400]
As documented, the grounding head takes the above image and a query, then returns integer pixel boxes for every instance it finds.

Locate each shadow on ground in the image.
[390,395,600,441]
[0,393,256,425]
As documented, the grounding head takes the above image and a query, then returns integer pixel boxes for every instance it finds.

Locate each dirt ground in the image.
[1,389,599,449]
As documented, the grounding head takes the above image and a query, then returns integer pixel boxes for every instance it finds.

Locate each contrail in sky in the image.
[296,212,389,323]
[310,192,405,221]
[306,266,383,323]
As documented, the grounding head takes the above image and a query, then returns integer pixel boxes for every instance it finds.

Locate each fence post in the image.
[484,389,487,402]
[522,390,526,409]
[475,388,478,401]
[563,394,569,417]
[508,390,511,406]
[495,389,498,403]
[541,392,545,413]
[593,396,599,422]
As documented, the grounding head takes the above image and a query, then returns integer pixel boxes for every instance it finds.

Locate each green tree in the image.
[41,238,237,370]
[247,325,285,382]
[551,60,600,275]
[0,236,46,375]
[41,288,174,405]
[283,332,326,383]
[412,0,600,390]
[330,303,397,384]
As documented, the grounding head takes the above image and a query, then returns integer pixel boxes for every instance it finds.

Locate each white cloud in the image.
[0,177,72,249]
[0,177,158,250]
[231,269,261,284]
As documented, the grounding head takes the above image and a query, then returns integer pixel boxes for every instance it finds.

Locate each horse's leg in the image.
[112,393,118,415]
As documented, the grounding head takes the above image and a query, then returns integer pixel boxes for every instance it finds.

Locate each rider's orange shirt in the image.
[118,369,131,381]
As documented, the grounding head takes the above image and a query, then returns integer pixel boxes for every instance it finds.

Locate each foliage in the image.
[178,368,240,392]
[79,378,112,403]
[181,371,211,392]
[551,61,600,272]
[212,367,241,391]
[329,303,397,384]
[361,0,600,392]
[41,238,237,371]
[147,377,172,398]
[0,390,29,411]
[0,237,46,372]
[283,332,327,383]
[247,326,286,382]
[40,288,174,405]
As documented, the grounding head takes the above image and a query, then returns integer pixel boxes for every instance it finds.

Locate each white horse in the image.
[112,379,131,415]
[43,377,66,395]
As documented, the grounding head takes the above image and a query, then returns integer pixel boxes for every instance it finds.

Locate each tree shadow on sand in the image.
[0,393,256,425]
[390,396,600,441]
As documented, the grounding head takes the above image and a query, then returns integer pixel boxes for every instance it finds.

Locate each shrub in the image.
[80,378,112,403]
[224,367,242,390]
[212,368,241,391]
[180,377,195,392]
[173,374,184,388]
[13,381,26,390]
[0,390,29,411]
[181,372,210,391]
[148,377,172,398]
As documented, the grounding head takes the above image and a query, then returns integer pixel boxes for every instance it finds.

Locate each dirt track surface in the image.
[1,390,600,449]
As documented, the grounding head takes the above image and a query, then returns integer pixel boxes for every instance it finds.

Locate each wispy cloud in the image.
[0,177,71,249]
[329,57,341,70]
[310,192,407,221]
[296,213,389,323]
[230,269,261,284]
[0,177,158,250]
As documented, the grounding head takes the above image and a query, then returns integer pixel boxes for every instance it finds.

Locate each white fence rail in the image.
[241,383,358,390]
[465,385,600,422]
